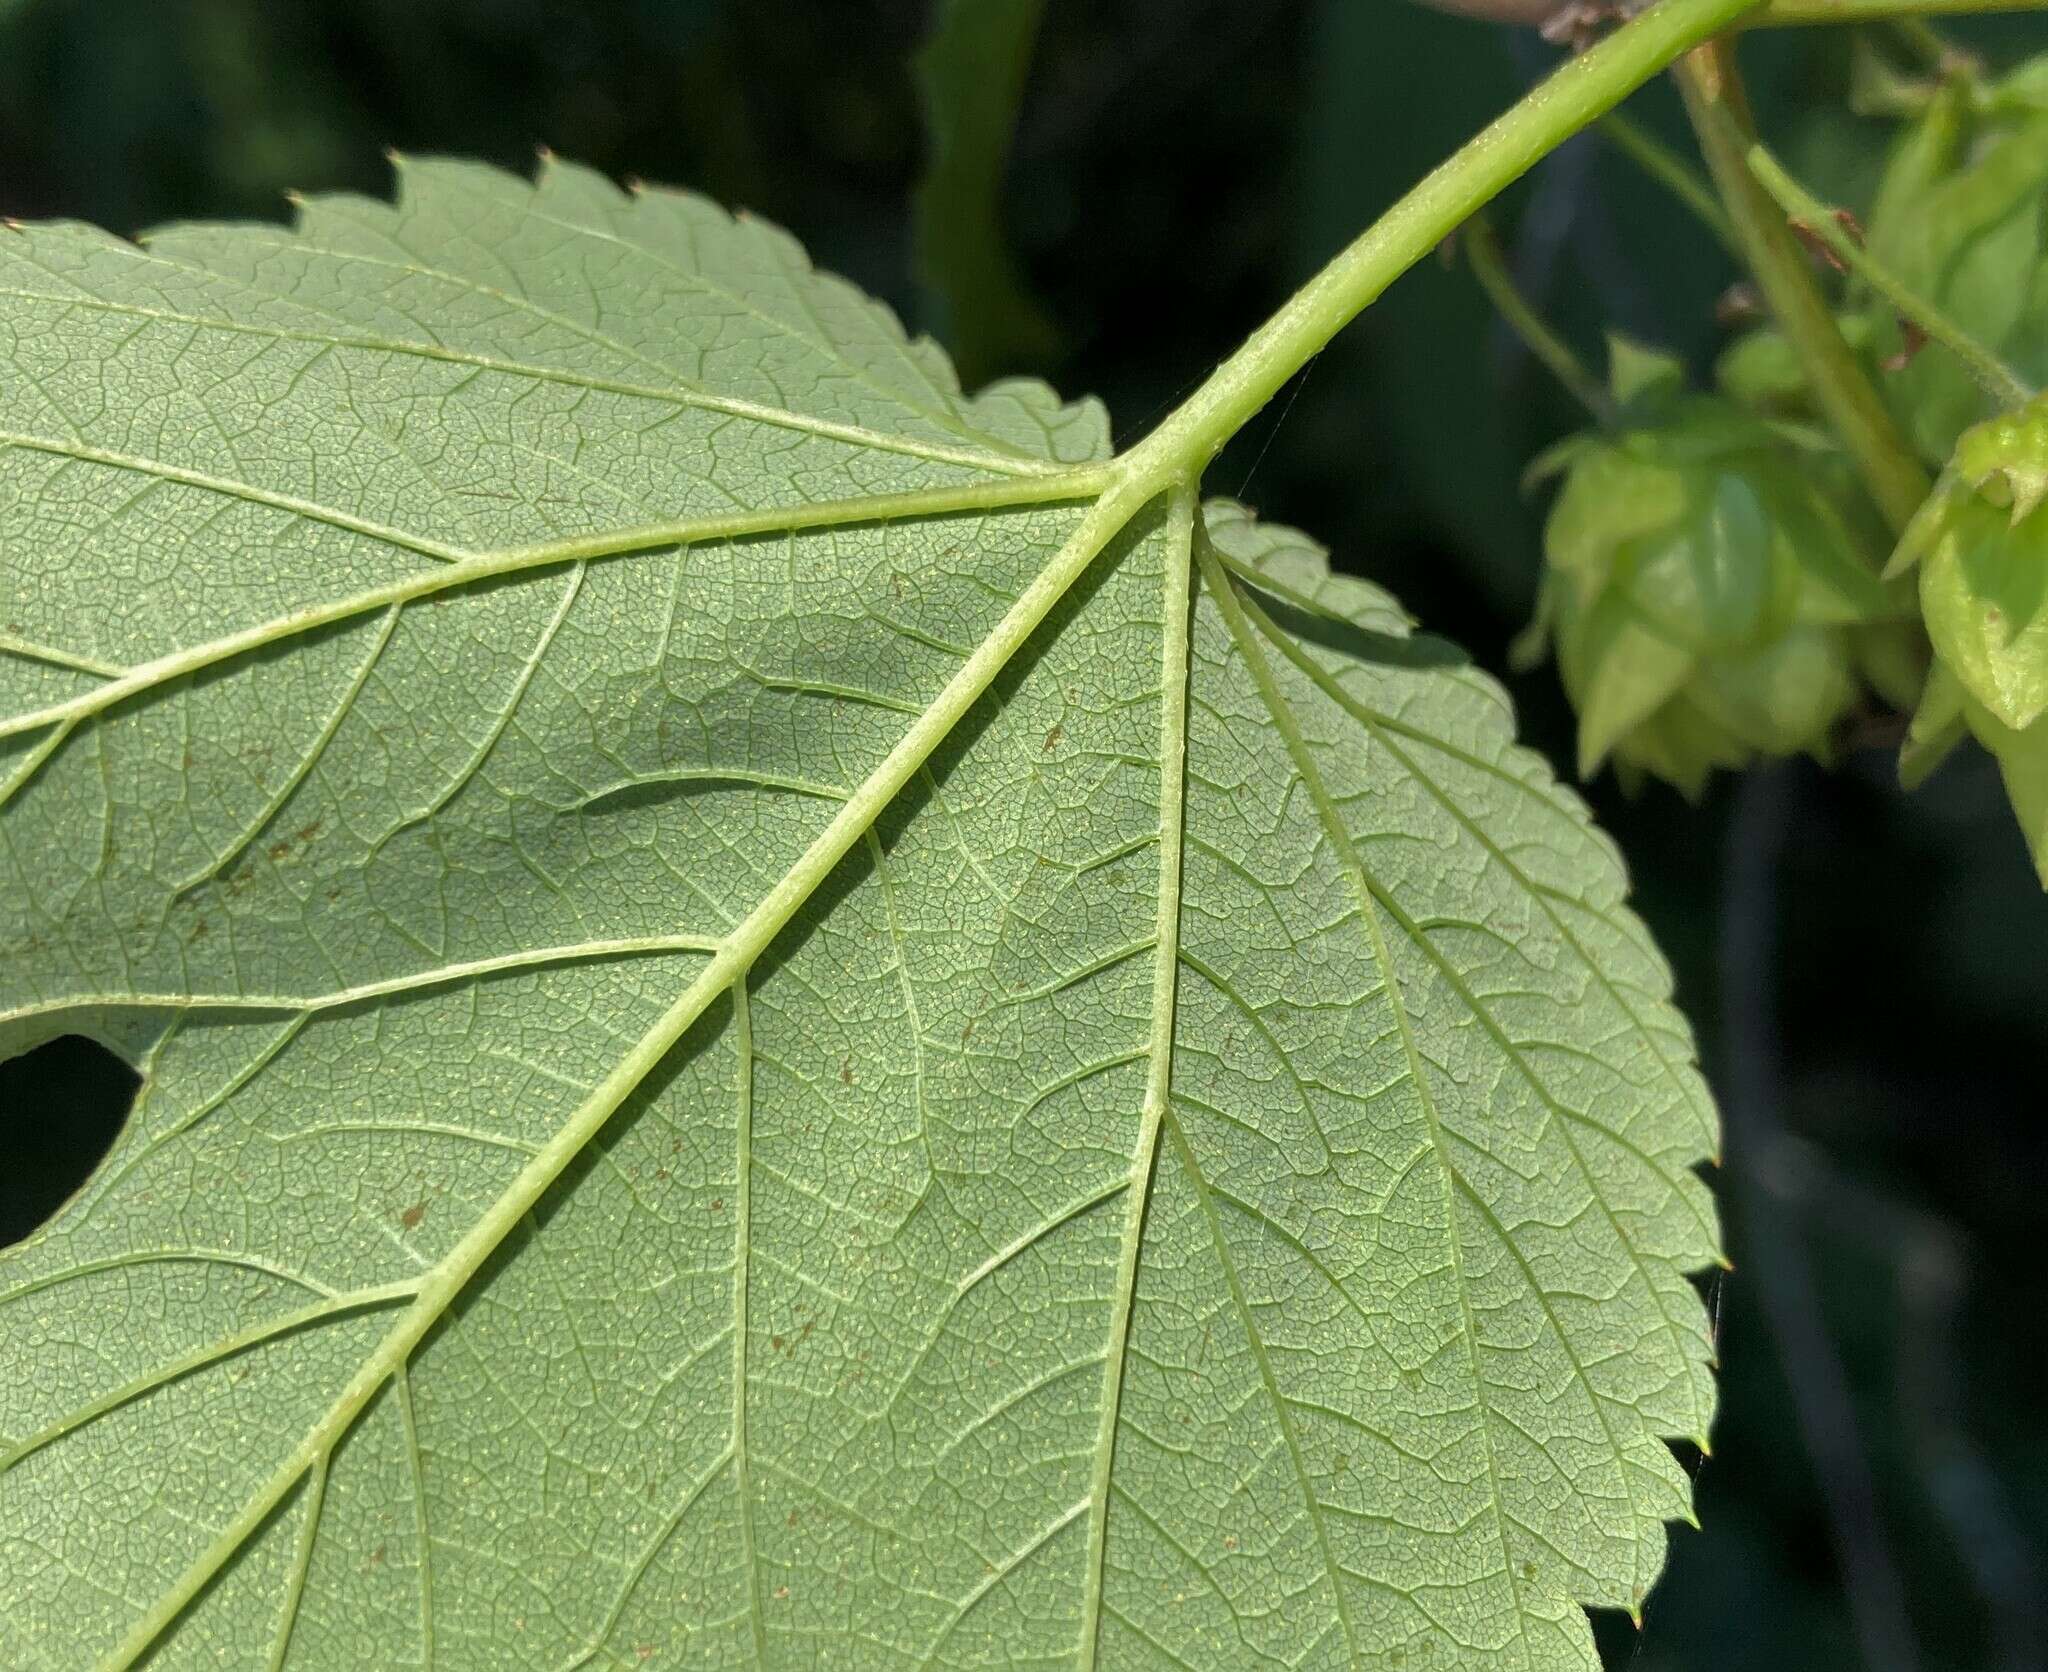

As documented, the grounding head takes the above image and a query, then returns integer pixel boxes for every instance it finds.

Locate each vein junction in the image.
[46,448,1179,1669]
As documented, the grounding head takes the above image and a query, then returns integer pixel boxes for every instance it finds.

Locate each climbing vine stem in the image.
[1744,141,2037,411]
[1748,0,2048,22]
[1464,214,1620,423]
[1599,111,1740,256]
[1120,0,1768,491]
[1675,40,1933,535]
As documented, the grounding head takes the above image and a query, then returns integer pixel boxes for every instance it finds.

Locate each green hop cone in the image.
[1865,60,2048,463]
[1717,312,1882,420]
[1903,662,2048,886]
[1522,341,1898,798]
[1894,396,2048,883]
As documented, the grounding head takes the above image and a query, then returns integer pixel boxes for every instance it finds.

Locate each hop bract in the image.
[1866,61,2048,462]
[1523,342,1896,797]
[1894,396,2048,881]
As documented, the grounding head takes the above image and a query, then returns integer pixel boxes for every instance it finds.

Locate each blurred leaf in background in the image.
[914,0,1061,383]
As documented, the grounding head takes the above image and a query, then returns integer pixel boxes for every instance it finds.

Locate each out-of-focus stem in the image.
[1746,141,2036,409]
[1675,41,1932,533]
[1747,0,2046,22]
[1599,110,1740,254]
[1464,213,1620,422]
[1125,0,1768,482]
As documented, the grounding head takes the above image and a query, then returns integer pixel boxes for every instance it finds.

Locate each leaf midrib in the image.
[82,457,1164,1671]
[14,471,1695,1666]
[1075,481,1194,1672]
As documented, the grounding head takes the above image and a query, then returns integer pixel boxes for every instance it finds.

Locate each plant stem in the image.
[1121,0,1768,487]
[1675,41,1932,533]
[1749,0,2048,22]
[1464,214,1620,422]
[1745,141,2036,409]
[1599,110,1740,255]
[1888,15,1978,71]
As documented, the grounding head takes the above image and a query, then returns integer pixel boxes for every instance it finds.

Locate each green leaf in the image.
[0,157,1719,1669]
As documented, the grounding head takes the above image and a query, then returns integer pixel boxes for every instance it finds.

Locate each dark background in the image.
[1,2,2043,1667]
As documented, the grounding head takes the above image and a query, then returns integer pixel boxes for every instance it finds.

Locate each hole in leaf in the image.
[0,1035,139,1247]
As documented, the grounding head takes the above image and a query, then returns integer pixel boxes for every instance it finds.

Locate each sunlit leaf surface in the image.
[0,158,1718,1670]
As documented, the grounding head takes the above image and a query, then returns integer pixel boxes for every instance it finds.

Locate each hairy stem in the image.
[1676,41,1932,533]
[1120,0,1768,486]
[1749,0,2048,21]
[1465,214,1619,422]
[1418,0,2041,22]
[1745,141,2037,409]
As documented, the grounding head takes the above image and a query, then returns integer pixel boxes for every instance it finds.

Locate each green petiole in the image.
[1745,139,2038,411]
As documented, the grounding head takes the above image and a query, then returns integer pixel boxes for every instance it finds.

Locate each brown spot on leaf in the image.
[1043,722,1063,753]
[839,1059,853,1086]
[268,819,324,864]
[400,1202,427,1232]
[369,1544,386,1567]
[773,1586,790,1602]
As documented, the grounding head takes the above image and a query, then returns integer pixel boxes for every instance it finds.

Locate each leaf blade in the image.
[0,160,1717,1671]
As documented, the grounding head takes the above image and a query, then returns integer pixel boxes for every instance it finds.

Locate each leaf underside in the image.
[0,157,1719,1671]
